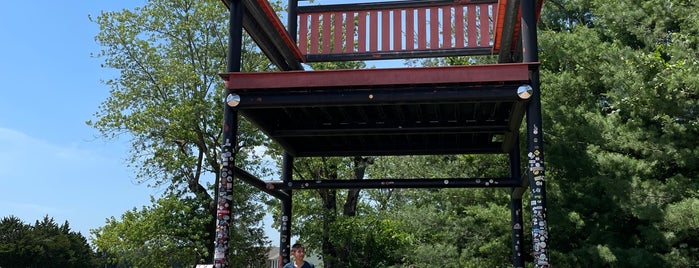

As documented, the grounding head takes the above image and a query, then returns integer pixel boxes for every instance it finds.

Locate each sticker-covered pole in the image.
[214,0,244,267]
[510,197,525,267]
[509,138,525,268]
[521,0,549,266]
[280,152,293,266]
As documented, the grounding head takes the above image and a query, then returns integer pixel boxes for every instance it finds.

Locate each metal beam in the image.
[272,124,510,138]
[233,167,290,202]
[220,0,304,70]
[290,144,504,157]
[233,87,524,109]
[264,177,520,190]
[497,0,520,63]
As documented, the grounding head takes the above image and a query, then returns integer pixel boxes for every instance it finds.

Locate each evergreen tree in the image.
[0,215,98,268]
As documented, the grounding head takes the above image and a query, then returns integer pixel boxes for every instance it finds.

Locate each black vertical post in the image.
[280,152,294,266]
[287,0,298,42]
[509,138,525,268]
[214,1,244,267]
[522,0,549,267]
[510,197,525,268]
[227,0,244,73]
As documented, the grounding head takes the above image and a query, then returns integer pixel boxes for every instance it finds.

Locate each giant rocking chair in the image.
[213,0,548,267]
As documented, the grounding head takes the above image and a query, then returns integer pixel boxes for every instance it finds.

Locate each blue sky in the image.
[0,0,291,246]
[0,0,392,246]
[0,0,289,245]
[0,1,158,238]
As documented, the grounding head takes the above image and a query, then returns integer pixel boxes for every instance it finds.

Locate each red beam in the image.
[222,63,537,90]
[251,0,304,60]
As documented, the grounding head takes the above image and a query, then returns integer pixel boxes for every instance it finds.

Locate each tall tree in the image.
[88,0,272,263]
[0,216,35,267]
[0,215,98,268]
[538,0,699,266]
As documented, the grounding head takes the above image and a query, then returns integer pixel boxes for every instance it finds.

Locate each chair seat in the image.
[220,63,536,156]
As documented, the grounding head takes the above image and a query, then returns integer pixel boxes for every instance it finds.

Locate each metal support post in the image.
[510,197,525,268]
[280,152,294,266]
[214,1,244,267]
[522,0,549,266]
[509,138,525,268]
[287,0,298,42]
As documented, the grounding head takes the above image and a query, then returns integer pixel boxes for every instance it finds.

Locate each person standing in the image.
[283,243,315,268]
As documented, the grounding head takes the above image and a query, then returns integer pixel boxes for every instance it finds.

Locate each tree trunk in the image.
[343,156,371,216]
[315,158,372,268]
[318,165,339,268]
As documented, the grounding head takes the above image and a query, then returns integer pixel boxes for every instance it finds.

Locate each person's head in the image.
[291,243,306,261]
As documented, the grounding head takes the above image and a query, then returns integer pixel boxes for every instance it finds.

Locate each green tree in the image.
[91,195,252,267]
[0,216,34,267]
[88,0,272,264]
[367,154,514,268]
[0,215,98,268]
[538,0,699,266]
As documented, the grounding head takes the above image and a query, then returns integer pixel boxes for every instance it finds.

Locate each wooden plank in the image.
[358,11,367,52]
[417,8,427,49]
[310,13,320,53]
[345,12,354,53]
[430,7,439,49]
[370,11,378,52]
[333,12,343,53]
[443,6,452,48]
[322,12,332,53]
[430,7,443,49]
[406,9,414,50]
[454,6,464,48]
[299,14,309,54]
[393,9,402,50]
[479,4,490,47]
[382,10,391,51]
[467,6,477,47]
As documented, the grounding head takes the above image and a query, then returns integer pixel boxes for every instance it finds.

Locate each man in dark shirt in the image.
[283,243,315,268]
